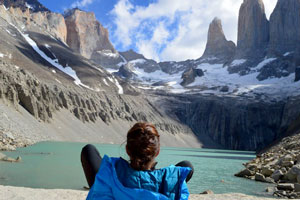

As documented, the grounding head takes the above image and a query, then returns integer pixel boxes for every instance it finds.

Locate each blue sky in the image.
[39,0,277,62]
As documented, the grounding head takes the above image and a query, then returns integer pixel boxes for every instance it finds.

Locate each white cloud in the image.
[71,0,95,8]
[110,0,278,62]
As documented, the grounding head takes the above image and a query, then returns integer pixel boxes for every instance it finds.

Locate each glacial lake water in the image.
[0,142,273,197]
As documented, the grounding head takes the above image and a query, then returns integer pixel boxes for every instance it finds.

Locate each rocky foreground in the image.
[235,133,300,199]
[0,185,278,200]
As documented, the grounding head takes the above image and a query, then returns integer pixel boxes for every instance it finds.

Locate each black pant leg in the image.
[175,160,194,183]
[81,144,102,188]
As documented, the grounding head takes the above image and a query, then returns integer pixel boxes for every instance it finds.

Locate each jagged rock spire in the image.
[269,0,300,55]
[201,17,236,61]
[64,9,116,59]
[236,0,269,59]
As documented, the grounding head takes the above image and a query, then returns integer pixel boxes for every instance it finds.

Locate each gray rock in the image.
[200,190,214,195]
[285,164,300,182]
[235,168,255,177]
[265,186,277,193]
[115,64,136,80]
[271,170,284,182]
[236,0,269,59]
[181,68,204,86]
[295,67,300,82]
[255,173,266,182]
[119,50,145,62]
[0,152,6,160]
[261,167,274,177]
[277,183,295,191]
[247,164,258,172]
[220,86,229,93]
[201,17,236,62]
[265,177,275,183]
[269,0,300,55]
[295,183,300,192]
[281,161,294,167]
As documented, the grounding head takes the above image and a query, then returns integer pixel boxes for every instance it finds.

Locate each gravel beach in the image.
[0,185,280,200]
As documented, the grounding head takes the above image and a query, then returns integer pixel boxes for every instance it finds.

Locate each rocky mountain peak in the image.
[236,0,269,59]
[64,9,116,59]
[119,49,145,62]
[0,0,49,12]
[269,0,300,55]
[201,17,236,62]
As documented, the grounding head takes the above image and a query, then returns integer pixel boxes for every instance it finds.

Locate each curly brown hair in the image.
[126,122,160,171]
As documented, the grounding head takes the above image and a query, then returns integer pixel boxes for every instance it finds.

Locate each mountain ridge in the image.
[0,0,300,151]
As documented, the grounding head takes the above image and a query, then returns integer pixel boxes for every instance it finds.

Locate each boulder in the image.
[295,183,300,192]
[261,166,274,177]
[285,164,300,182]
[0,153,6,160]
[235,168,255,177]
[200,190,214,195]
[271,170,284,182]
[266,186,277,193]
[277,183,295,191]
[265,177,275,183]
[181,68,204,86]
[247,163,258,172]
[281,161,294,168]
[255,173,266,182]
[220,86,229,93]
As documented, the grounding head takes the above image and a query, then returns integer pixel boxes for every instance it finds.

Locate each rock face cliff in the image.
[64,8,116,59]
[269,0,300,55]
[201,17,236,62]
[236,0,269,59]
[31,12,67,43]
[170,94,300,150]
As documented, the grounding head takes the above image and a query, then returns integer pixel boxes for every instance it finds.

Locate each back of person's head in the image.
[126,122,160,171]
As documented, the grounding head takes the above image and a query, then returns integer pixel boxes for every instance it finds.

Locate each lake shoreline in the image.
[0,185,278,200]
[1,142,273,198]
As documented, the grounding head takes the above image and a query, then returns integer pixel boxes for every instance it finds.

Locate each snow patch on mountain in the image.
[5,29,16,37]
[9,22,91,89]
[2,5,9,11]
[189,59,300,99]
[114,78,123,94]
[103,79,109,86]
[252,58,277,71]
[284,52,292,57]
[25,3,34,10]
[231,59,246,66]
[98,50,119,58]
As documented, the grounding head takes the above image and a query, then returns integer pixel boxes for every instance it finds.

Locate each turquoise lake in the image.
[0,142,273,197]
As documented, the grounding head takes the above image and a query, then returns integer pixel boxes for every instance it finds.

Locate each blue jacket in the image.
[87,155,191,200]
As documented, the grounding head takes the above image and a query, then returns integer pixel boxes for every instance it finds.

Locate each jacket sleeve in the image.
[179,167,191,200]
[86,178,115,200]
[179,181,189,200]
[86,156,115,200]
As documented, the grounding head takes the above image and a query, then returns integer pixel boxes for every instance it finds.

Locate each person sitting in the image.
[81,122,194,200]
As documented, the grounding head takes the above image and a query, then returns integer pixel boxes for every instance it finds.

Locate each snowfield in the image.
[111,58,300,101]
